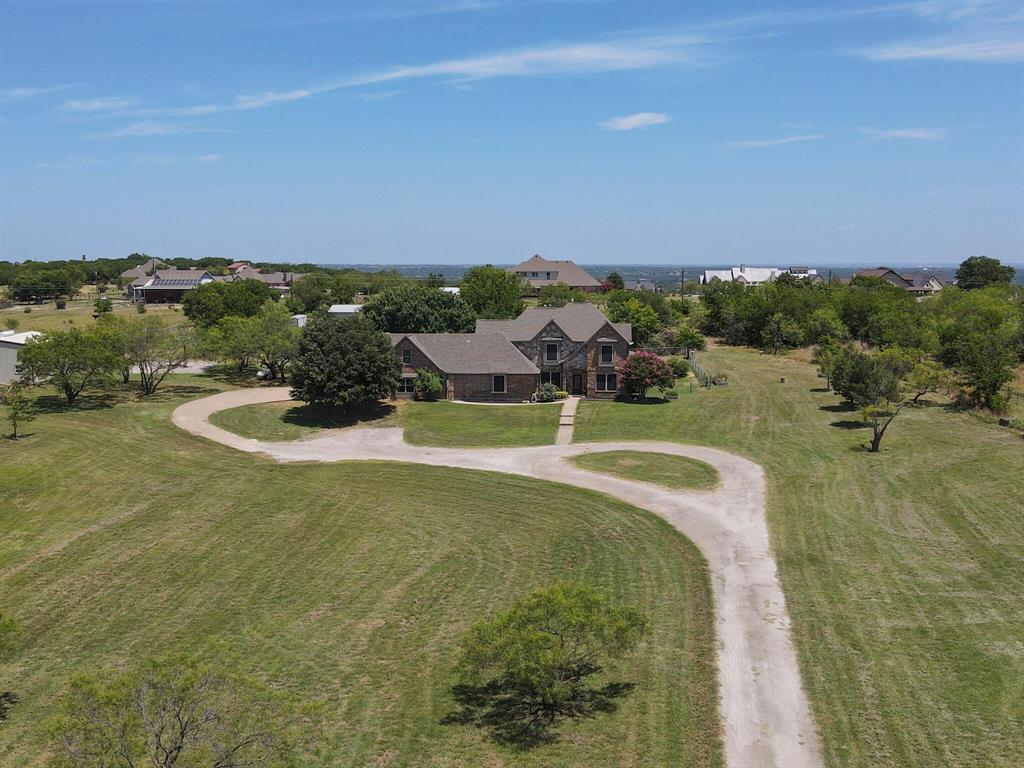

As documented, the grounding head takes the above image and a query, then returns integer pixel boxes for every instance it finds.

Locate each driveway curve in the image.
[173,387,822,768]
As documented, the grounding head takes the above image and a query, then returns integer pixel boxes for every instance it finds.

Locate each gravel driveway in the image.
[173,387,822,768]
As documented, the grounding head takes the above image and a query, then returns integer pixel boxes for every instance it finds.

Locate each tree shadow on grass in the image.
[30,393,119,414]
[282,401,396,430]
[199,365,271,387]
[0,691,18,721]
[441,681,635,750]
[140,384,221,402]
[831,419,868,430]
[819,402,856,413]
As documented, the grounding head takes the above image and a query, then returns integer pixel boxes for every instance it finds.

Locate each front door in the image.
[571,373,584,396]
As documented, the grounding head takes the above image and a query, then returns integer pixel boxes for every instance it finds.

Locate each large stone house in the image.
[510,254,602,295]
[391,303,632,402]
[852,268,946,297]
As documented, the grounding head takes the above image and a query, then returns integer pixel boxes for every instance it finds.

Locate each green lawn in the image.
[0,379,720,767]
[207,399,561,447]
[0,298,180,333]
[209,399,399,441]
[576,346,1024,768]
[399,401,561,447]
[571,451,719,490]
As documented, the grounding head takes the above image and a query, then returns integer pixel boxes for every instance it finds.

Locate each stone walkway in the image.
[172,388,823,768]
[555,396,580,445]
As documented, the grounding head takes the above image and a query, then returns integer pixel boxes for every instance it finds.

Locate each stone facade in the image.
[509,320,629,399]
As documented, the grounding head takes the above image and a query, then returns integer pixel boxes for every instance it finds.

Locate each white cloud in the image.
[599,112,672,131]
[860,127,947,141]
[90,121,237,138]
[195,154,224,162]
[1,83,78,102]
[726,133,824,148]
[131,33,708,118]
[61,96,139,112]
[858,38,1024,62]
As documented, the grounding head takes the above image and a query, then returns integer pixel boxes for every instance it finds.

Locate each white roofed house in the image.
[699,265,819,286]
[327,304,363,317]
[0,330,42,385]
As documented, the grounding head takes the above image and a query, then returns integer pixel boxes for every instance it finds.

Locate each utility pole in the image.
[680,267,685,297]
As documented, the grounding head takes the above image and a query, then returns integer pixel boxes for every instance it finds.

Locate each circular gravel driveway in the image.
[173,387,823,768]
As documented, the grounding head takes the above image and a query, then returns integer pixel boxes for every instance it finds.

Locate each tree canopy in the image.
[182,279,278,328]
[361,284,476,333]
[290,315,400,409]
[955,256,1015,290]
[458,583,647,730]
[460,265,526,319]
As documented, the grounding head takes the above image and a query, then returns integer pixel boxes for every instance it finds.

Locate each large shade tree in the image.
[460,265,526,319]
[17,328,118,404]
[290,315,400,409]
[955,256,1015,290]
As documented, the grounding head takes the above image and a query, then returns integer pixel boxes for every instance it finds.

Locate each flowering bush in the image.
[618,351,675,400]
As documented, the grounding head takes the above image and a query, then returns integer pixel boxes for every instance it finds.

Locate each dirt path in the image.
[173,387,822,768]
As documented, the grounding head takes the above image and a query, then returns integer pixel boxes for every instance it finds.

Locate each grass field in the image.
[571,451,720,490]
[575,347,1024,768]
[209,399,401,440]
[0,297,181,334]
[0,379,720,767]
[208,398,561,447]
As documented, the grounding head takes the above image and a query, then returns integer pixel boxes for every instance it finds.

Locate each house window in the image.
[540,371,561,388]
[600,345,613,365]
[596,373,617,392]
[492,375,506,394]
[397,377,416,393]
[401,349,411,364]
[545,343,558,362]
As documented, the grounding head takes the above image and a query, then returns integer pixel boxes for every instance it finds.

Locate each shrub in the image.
[458,583,647,728]
[93,297,113,315]
[555,390,569,399]
[3,318,18,331]
[136,301,147,314]
[414,368,443,400]
[665,356,689,378]
[22,307,31,314]
[536,382,559,402]
[618,351,675,400]
[55,299,67,310]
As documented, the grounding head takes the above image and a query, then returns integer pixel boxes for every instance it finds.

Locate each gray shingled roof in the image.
[475,303,631,343]
[398,333,539,374]
[511,254,602,288]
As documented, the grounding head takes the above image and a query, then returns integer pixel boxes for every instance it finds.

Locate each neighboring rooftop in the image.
[476,302,631,343]
[511,254,602,289]
[0,330,43,346]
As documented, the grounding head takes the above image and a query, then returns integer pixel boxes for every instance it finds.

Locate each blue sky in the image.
[1,0,1022,266]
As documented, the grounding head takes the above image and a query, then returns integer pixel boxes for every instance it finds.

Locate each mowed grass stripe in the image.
[575,347,1024,768]
[571,450,720,490]
[0,381,720,767]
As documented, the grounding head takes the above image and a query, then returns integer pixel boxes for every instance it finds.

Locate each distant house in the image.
[853,268,945,297]
[226,265,304,295]
[129,269,215,303]
[327,304,362,317]
[439,286,460,295]
[0,330,42,385]
[624,278,660,292]
[390,303,632,402]
[119,257,166,281]
[291,314,307,328]
[699,265,819,286]
[510,254,602,295]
